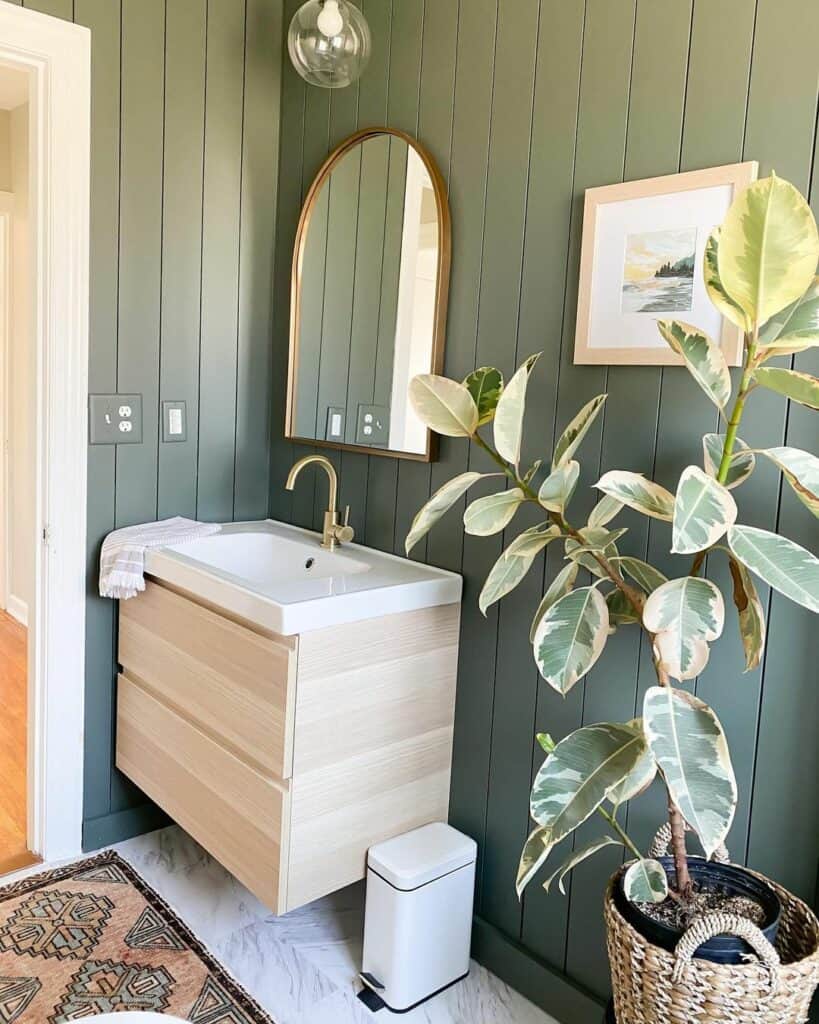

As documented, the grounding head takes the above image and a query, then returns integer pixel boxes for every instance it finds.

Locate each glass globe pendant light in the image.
[288,0,372,89]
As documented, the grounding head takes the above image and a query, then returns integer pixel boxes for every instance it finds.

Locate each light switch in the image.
[325,406,345,441]
[89,394,143,445]
[162,401,187,443]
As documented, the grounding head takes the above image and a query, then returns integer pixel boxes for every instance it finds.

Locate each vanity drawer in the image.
[119,581,297,778]
[117,674,290,913]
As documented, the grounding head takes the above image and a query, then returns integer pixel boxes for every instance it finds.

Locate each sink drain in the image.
[304,557,315,570]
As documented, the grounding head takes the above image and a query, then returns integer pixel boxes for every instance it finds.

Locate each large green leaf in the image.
[702,434,755,489]
[543,837,622,895]
[703,228,749,330]
[657,320,732,409]
[529,563,579,642]
[727,525,819,613]
[538,461,580,514]
[463,366,504,425]
[552,394,607,470]
[530,723,646,843]
[608,721,657,806]
[728,556,766,672]
[606,587,642,626]
[516,826,554,899]
[753,366,819,411]
[588,494,624,528]
[643,686,737,859]
[532,586,609,694]
[642,577,725,681]
[409,374,479,436]
[759,276,819,347]
[718,172,819,325]
[595,471,675,521]
[463,488,525,536]
[623,859,669,904]
[672,465,737,554]
[479,525,560,614]
[494,354,539,465]
[405,472,494,554]
[611,557,668,594]
[757,447,819,517]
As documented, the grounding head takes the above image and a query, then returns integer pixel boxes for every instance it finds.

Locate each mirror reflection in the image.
[288,131,449,459]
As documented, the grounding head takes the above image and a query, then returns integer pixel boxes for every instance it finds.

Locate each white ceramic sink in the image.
[145,520,462,635]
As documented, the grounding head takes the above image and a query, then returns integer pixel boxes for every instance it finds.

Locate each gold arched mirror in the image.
[286,128,451,461]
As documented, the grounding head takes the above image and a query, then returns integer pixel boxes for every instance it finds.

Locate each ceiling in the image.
[0,65,29,111]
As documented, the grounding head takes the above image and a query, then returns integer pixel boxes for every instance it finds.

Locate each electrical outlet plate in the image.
[89,394,143,445]
[356,404,390,447]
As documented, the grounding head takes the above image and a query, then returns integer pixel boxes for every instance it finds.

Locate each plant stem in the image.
[597,805,643,861]
[716,331,757,486]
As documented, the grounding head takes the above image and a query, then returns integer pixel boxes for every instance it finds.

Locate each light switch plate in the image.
[89,394,143,445]
[356,404,389,447]
[162,400,187,443]
[325,406,345,441]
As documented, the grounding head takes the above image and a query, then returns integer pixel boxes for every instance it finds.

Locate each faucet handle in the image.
[335,506,355,544]
[343,505,351,526]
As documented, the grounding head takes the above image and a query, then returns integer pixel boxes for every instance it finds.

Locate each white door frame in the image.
[0,4,90,863]
[0,197,10,612]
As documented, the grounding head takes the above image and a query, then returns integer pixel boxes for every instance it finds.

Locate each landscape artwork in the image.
[620,227,696,313]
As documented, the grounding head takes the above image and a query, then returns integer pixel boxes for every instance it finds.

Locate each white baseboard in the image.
[6,594,28,627]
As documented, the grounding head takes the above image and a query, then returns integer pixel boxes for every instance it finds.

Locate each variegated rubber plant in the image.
[404,172,819,908]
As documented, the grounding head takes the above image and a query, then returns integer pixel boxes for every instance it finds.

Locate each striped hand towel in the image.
[99,516,221,600]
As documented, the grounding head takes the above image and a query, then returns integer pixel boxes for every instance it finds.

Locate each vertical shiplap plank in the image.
[293,188,329,438]
[115,0,164,530]
[563,1,693,995]
[474,0,541,933]
[157,0,206,520]
[75,0,120,824]
[364,0,424,553]
[196,0,246,523]
[22,0,71,15]
[234,0,281,521]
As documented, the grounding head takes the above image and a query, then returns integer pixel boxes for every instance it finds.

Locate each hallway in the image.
[0,609,31,874]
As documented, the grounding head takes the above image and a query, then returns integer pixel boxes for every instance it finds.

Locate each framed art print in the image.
[574,162,757,366]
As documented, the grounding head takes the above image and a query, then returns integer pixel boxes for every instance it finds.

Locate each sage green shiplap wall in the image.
[11,0,282,847]
[270,0,819,1012]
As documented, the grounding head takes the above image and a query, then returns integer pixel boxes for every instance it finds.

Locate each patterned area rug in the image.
[0,851,275,1022]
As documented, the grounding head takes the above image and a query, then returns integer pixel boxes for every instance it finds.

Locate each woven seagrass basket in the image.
[604,870,819,1024]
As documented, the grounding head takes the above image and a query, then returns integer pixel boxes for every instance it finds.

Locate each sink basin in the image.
[145,520,462,635]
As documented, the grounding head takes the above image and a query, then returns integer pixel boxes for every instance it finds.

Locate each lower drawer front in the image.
[116,674,289,913]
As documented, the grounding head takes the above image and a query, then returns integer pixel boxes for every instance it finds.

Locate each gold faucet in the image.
[285,455,355,551]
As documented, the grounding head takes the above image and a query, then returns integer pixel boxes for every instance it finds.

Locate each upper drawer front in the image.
[117,674,289,913]
[119,581,296,778]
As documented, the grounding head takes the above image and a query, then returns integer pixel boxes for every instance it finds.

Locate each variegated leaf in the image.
[643,686,737,859]
[608,721,657,806]
[523,458,543,485]
[606,587,642,626]
[754,366,819,411]
[595,471,675,521]
[623,859,669,904]
[409,374,479,436]
[405,472,494,554]
[464,488,525,536]
[703,228,749,331]
[728,557,766,672]
[611,557,668,594]
[494,354,540,465]
[552,394,607,470]
[757,447,819,517]
[672,465,738,554]
[702,434,756,489]
[529,563,579,642]
[516,826,554,899]
[718,172,819,326]
[538,461,580,513]
[759,276,819,355]
[728,525,819,613]
[588,494,624,528]
[537,732,557,754]
[529,723,646,843]
[463,366,504,426]
[532,586,609,694]
[543,837,622,895]
[567,527,628,556]
[657,320,732,409]
[643,577,725,681]
[479,525,560,614]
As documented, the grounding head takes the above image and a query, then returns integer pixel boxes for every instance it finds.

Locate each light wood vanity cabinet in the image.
[116,580,460,915]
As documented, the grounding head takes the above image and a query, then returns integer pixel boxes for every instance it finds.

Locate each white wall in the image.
[0,110,10,191]
[6,102,32,623]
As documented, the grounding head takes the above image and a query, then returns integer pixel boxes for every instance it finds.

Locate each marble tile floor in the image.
[4,825,561,1024]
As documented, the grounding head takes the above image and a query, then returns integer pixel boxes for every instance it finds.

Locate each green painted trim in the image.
[471,915,604,1024]
[82,803,170,852]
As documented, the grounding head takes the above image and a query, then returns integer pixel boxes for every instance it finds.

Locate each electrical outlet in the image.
[356,404,390,447]
[89,394,143,445]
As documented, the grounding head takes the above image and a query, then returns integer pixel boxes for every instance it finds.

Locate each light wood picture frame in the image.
[574,162,758,367]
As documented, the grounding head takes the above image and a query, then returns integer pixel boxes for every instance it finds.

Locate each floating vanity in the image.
[115,520,462,916]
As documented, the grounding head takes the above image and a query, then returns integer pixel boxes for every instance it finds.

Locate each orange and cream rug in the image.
[0,851,274,1022]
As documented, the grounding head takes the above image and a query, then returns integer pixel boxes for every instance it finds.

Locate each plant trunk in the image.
[654,661,692,898]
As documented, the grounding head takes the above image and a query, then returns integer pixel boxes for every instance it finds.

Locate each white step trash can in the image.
[359,822,477,1013]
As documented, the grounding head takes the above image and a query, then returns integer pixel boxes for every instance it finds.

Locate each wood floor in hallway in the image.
[0,610,35,875]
